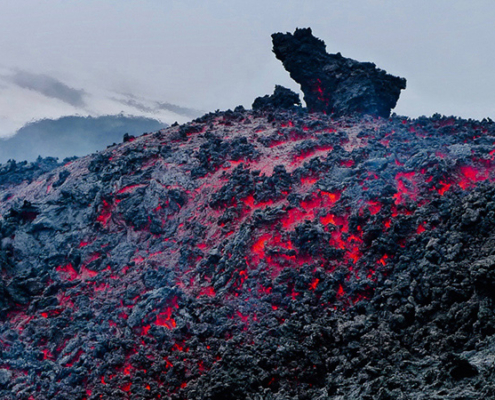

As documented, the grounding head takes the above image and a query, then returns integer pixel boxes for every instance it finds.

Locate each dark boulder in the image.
[252,85,301,110]
[272,28,406,117]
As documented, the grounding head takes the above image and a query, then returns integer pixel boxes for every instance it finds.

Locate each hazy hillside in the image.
[0,115,165,163]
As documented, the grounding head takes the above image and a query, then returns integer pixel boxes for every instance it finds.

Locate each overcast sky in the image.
[1,0,495,137]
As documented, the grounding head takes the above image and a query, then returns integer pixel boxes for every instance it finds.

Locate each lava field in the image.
[2,29,495,400]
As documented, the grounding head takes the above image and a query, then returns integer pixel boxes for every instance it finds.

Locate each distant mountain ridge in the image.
[0,114,165,163]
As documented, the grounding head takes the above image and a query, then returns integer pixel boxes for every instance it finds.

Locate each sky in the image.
[1,0,495,137]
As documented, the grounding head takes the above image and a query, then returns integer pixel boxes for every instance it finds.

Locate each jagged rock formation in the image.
[272,28,406,117]
[2,107,495,399]
[252,85,301,110]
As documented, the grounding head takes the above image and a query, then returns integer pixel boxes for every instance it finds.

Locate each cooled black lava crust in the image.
[2,107,495,399]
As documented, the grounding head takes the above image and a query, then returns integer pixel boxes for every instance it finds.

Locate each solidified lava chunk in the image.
[252,85,301,110]
[272,27,406,117]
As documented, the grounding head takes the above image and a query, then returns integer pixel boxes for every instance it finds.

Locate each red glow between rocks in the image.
[292,145,333,164]
[366,201,382,215]
[42,348,54,360]
[65,349,84,367]
[393,172,418,204]
[436,181,451,195]
[321,190,341,205]
[80,266,98,279]
[225,160,244,169]
[259,286,272,295]
[236,311,249,323]
[309,278,319,290]
[121,382,132,392]
[163,357,174,368]
[347,246,361,264]
[93,283,108,293]
[197,243,208,251]
[330,231,345,250]
[314,78,329,106]
[96,200,112,226]
[242,194,274,209]
[142,325,151,335]
[320,213,335,225]
[458,165,489,190]
[56,264,78,281]
[132,255,145,264]
[85,252,101,265]
[300,196,321,212]
[377,254,389,266]
[340,160,355,167]
[156,300,179,329]
[300,176,318,185]
[198,286,216,297]
[281,208,310,229]
[417,224,426,234]
[252,234,271,259]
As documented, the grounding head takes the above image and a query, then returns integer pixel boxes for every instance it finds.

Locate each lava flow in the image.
[1,29,495,400]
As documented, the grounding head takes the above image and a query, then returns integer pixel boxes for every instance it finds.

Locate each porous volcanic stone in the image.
[252,85,301,111]
[272,27,406,117]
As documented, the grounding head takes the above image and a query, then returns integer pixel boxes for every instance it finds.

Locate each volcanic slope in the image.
[2,108,495,399]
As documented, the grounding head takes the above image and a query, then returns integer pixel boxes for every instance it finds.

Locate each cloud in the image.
[10,70,86,108]
[116,94,204,118]
[0,70,196,138]
[0,0,495,123]
[154,102,204,118]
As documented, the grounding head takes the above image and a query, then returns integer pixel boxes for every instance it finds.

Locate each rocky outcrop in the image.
[252,85,301,110]
[272,28,406,117]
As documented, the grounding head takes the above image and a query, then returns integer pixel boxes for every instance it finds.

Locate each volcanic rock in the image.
[0,369,12,387]
[252,85,301,111]
[272,28,406,117]
[1,107,495,399]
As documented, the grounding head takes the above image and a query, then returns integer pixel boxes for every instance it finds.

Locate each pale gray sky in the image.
[1,0,495,137]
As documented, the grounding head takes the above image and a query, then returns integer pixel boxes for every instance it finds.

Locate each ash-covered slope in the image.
[2,106,495,399]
